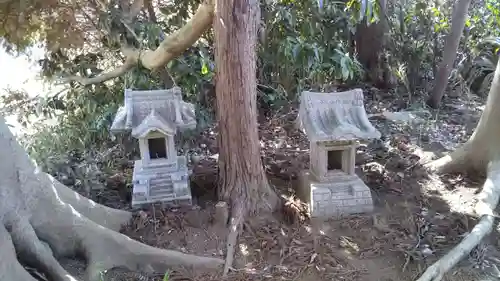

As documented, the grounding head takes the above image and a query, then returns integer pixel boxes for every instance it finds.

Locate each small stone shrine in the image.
[110,87,197,207]
[296,88,381,218]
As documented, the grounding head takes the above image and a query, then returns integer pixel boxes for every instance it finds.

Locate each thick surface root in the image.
[7,218,77,281]
[44,173,131,231]
[2,186,223,281]
[5,192,223,281]
[424,145,472,174]
[0,223,38,281]
[82,218,224,281]
[416,161,500,281]
[223,208,243,276]
[31,186,223,281]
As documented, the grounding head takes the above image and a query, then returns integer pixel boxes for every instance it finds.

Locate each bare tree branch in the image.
[66,0,215,85]
[138,0,214,69]
[62,48,139,85]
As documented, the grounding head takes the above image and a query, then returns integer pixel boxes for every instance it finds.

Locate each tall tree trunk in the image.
[213,0,279,274]
[355,21,383,82]
[214,0,278,215]
[355,0,393,88]
[426,0,472,109]
[418,55,500,281]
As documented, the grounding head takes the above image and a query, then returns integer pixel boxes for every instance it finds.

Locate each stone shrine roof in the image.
[111,87,196,136]
[131,109,177,138]
[296,89,381,142]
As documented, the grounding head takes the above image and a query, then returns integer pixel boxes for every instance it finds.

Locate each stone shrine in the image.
[110,87,197,207]
[296,88,381,218]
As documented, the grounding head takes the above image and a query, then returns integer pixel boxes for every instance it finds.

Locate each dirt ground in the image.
[58,86,500,281]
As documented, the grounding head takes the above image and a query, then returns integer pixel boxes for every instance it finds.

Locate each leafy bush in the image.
[462,38,500,96]
[258,0,365,104]
[458,0,500,95]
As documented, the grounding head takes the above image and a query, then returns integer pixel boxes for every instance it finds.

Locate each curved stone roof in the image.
[111,87,196,134]
[131,109,177,138]
[296,89,381,142]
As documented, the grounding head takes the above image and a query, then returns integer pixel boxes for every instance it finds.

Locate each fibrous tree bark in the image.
[418,55,500,281]
[355,0,394,88]
[213,0,279,275]
[0,116,223,281]
[426,0,472,109]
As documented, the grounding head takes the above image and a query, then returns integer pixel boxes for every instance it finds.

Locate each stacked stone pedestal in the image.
[298,171,373,218]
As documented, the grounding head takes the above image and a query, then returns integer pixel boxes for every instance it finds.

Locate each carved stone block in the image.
[298,171,373,217]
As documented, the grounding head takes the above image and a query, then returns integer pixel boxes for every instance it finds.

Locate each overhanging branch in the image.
[62,48,139,85]
[138,0,215,70]
[67,0,215,85]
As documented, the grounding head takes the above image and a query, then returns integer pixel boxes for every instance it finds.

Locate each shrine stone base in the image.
[132,198,193,209]
[298,170,373,218]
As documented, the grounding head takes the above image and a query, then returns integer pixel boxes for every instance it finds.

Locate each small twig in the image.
[152,204,157,233]
[402,252,411,272]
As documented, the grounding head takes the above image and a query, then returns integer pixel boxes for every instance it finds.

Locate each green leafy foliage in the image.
[461,37,500,96]
[0,0,90,52]
[459,0,500,95]
[384,0,452,93]
[0,51,137,195]
[346,0,380,24]
[258,0,365,105]
[163,271,170,281]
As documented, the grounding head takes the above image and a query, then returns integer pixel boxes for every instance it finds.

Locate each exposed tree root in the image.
[43,173,131,231]
[221,188,280,276]
[423,144,474,174]
[7,217,78,281]
[1,181,224,281]
[419,56,500,280]
[0,223,39,281]
[416,161,500,281]
[222,208,243,276]
[0,116,223,281]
